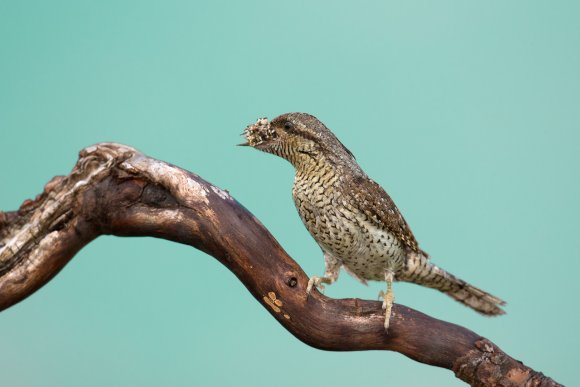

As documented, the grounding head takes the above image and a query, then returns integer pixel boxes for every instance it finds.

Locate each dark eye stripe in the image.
[277,120,321,148]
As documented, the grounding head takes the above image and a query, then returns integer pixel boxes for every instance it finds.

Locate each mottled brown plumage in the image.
[348,175,422,254]
[242,112,506,329]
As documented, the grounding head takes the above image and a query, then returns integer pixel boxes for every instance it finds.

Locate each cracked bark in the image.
[0,143,561,386]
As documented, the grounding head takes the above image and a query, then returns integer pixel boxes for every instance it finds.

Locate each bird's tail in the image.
[399,253,506,316]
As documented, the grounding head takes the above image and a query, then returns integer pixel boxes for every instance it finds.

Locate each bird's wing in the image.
[347,175,424,255]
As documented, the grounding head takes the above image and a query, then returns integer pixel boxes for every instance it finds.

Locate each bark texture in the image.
[0,143,561,386]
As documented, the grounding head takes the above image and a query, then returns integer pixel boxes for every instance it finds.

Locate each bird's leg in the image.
[380,270,395,331]
[307,251,341,295]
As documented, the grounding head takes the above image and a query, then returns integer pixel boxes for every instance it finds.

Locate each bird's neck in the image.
[293,152,339,183]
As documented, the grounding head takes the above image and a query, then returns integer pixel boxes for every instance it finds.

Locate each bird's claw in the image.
[306,276,326,295]
[378,290,387,309]
[381,289,395,331]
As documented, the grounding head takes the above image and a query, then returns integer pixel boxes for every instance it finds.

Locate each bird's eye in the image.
[283,121,293,131]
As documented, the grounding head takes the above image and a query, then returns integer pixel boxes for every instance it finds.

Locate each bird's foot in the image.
[378,290,394,309]
[378,290,385,306]
[381,289,394,331]
[306,276,332,295]
[382,271,395,331]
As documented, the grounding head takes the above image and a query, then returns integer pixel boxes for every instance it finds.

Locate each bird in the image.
[240,112,505,330]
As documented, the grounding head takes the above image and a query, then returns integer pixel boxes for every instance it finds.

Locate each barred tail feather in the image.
[401,253,506,316]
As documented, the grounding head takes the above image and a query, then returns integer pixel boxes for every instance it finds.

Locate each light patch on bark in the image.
[120,154,209,206]
[210,186,232,201]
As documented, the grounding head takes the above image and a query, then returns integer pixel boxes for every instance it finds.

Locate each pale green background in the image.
[1,1,578,386]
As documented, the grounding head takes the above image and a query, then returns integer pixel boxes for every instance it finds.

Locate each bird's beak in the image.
[238,131,250,146]
[238,117,271,148]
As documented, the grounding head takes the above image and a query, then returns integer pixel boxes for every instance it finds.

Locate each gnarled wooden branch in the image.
[0,143,560,386]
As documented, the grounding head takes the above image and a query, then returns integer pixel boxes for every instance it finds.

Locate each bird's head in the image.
[240,112,355,166]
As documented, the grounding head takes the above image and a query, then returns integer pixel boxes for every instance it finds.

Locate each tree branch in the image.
[0,143,560,386]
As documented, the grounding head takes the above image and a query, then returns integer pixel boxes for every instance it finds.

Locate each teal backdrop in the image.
[1,1,578,386]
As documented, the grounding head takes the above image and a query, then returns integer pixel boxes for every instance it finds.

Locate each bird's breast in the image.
[292,175,406,281]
